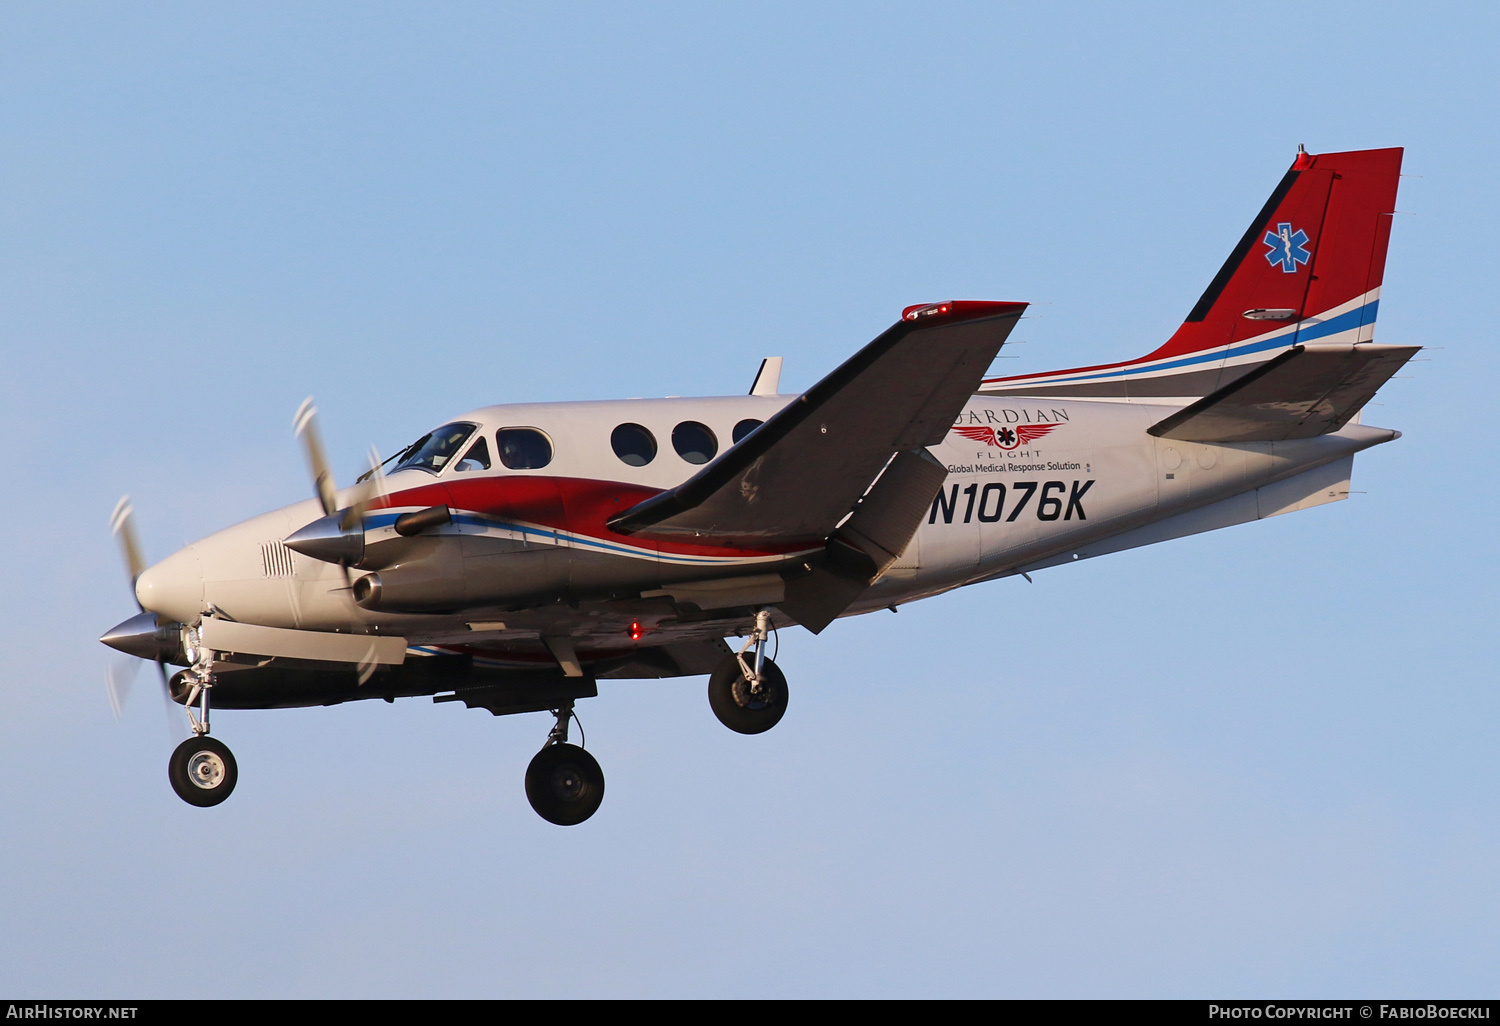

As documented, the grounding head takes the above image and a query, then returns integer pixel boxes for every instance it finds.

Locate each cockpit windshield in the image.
[391,422,477,475]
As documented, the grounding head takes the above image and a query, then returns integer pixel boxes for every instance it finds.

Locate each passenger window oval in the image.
[611,423,657,467]
[495,428,553,470]
[672,421,717,465]
[732,418,763,444]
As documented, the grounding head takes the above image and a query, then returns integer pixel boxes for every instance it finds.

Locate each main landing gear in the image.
[167,629,238,808]
[525,703,605,826]
[708,608,789,735]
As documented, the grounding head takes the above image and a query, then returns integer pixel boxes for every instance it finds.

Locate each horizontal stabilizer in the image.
[1147,342,1419,442]
[609,301,1024,548]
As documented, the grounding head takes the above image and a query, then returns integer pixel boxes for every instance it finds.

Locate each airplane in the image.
[102,145,1416,825]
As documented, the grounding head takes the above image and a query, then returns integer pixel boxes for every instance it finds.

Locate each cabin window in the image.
[732,418,763,444]
[672,421,717,465]
[454,436,491,472]
[611,423,657,467]
[496,428,553,470]
[392,423,476,475]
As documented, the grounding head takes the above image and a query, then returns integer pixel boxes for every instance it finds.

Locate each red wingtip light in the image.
[903,301,953,321]
[902,300,1028,323]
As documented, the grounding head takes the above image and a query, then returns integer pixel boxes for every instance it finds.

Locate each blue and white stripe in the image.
[982,288,1381,391]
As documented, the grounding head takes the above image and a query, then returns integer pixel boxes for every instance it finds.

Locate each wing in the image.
[953,426,998,445]
[1015,423,1061,444]
[608,301,1026,548]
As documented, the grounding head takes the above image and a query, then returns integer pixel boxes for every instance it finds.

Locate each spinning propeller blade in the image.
[110,496,146,602]
[106,655,139,720]
[105,496,180,730]
[289,401,389,596]
[294,397,338,517]
[155,659,186,740]
[340,445,386,531]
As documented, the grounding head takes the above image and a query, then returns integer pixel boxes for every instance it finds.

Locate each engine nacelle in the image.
[351,543,569,612]
[352,557,463,611]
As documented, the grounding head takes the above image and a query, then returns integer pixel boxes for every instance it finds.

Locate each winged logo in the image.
[953,425,998,446]
[951,422,1060,451]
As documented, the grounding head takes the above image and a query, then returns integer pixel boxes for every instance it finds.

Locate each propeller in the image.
[291,398,386,588]
[104,495,182,734]
[346,444,387,530]
[105,654,139,720]
[110,495,146,591]
[293,397,338,517]
[290,401,386,686]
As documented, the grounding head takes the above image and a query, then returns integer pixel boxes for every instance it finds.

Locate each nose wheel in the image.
[524,703,605,825]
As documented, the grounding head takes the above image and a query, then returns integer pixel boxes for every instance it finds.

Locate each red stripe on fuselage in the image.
[370,475,809,558]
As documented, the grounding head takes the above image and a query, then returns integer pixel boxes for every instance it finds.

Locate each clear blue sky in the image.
[2,1,1495,998]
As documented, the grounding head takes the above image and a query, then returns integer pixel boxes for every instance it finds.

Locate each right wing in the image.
[608,301,1027,548]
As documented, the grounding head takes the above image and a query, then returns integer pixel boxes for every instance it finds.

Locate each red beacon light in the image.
[629,621,645,641]
[903,301,953,321]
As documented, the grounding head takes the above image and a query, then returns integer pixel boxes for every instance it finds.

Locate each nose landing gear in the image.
[167,627,238,808]
[708,609,789,734]
[524,704,605,826]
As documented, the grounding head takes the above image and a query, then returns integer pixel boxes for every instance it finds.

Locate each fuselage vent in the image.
[262,541,297,578]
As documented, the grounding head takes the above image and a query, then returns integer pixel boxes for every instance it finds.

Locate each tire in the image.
[707,654,788,735]
[168,736,238,808]
[525,743,605,826]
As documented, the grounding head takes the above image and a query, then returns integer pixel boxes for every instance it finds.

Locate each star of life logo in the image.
[951,423,1060,450]
[1263,222,1312,273]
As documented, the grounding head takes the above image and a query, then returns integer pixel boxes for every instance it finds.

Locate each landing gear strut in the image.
[167,626,238,807]
[525,703,605,826]
[708,608,789,735]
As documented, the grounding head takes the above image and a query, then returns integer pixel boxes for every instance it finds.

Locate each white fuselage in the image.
[135,391,1395,653]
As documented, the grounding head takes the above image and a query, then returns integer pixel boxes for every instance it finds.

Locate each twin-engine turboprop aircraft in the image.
[103,146,1416,824]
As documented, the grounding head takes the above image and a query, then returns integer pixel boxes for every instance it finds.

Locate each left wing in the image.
[608,301,1026,548]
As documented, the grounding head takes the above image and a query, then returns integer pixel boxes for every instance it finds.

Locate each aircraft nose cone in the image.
[135,546,204,624]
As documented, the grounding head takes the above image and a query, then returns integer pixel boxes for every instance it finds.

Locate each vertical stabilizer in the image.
[982,146,1403,399]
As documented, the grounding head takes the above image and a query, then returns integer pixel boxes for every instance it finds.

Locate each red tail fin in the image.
[983,146,1404,399]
